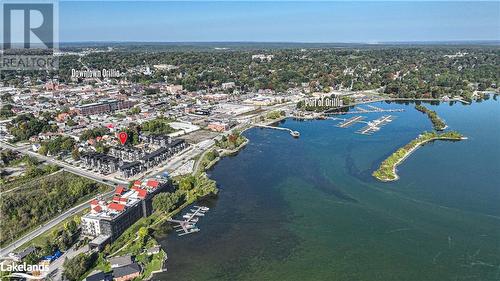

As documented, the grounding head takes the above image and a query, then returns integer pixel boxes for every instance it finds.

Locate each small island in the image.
[373,131,464,182]
[415,104,447,131]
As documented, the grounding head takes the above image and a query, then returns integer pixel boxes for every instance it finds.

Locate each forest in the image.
[2,46,498,101]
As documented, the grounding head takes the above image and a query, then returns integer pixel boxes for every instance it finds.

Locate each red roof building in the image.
[136,188,147,199]
[112,196,127,204]
[92,205,102,213]
[108,202,126,212]
[115,186,125,195]
[146,180,159,188]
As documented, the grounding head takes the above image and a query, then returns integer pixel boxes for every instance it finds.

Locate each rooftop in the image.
[84,178,164,220]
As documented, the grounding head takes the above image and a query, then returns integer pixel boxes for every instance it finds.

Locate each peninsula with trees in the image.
[372,131,464,182]
[415,104,447,131]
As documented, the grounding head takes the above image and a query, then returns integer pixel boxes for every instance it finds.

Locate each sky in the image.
[57,1,500,43]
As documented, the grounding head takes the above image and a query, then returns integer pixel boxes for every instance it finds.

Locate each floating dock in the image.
[336,116,366,128]
[356,115,395,135]
[168,205,210,236]
[365,105,383,111]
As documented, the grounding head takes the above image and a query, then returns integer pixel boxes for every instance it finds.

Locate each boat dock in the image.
[356,115,395,135]
[168,206,210,236]
[255,124,300,138]
[335,116,366,128]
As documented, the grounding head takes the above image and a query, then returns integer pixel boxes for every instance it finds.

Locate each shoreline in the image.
[202,137,250,172]
[198,115,286,173]
[373,133,465,182]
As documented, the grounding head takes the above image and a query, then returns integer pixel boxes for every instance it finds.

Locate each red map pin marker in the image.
[118,132,128,145]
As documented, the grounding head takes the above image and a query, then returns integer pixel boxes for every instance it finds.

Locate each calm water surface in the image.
[156,97,500,281]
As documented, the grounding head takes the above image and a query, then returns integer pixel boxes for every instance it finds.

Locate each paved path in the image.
[46,244,90,281]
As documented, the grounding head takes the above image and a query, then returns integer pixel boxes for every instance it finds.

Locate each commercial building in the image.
[207,121,230,132]
[82,179,172,249]
[76,99,135,116]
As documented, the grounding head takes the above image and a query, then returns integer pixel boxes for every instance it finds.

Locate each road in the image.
[0,141,128,186]
[46,244,91,281]
[0,187,114,257]
[0,102,293,258]
[0,138,214,257]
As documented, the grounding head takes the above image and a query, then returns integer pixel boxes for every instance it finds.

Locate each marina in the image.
[167,206,209,236]
[329,113,395,135]
[157,99,500,281]
[356,115,395,135]
[335,116,366,128]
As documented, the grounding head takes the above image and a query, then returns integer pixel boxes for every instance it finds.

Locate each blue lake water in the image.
[157,96,500,281]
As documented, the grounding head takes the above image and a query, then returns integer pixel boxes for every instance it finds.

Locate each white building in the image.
[251,54,274,62]
[222,82,236,90]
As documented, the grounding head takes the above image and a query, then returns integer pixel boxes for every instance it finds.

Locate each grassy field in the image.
[0,171,110,247]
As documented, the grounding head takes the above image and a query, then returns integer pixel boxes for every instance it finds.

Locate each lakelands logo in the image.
[0,258,49,280]
[1,0,59,70]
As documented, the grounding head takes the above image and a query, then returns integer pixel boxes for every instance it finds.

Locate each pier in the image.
[356,115,395,135]
[168,206,209,236]
[335,116,366,128]
[255,124,300,138]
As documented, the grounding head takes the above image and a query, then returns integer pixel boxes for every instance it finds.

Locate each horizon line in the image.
[57,40,500,44]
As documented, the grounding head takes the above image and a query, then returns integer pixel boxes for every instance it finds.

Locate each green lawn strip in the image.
[141,250,166,279]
